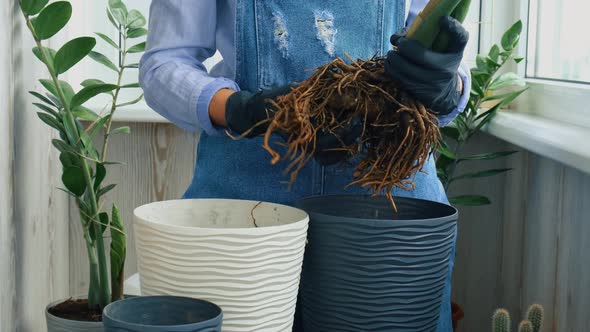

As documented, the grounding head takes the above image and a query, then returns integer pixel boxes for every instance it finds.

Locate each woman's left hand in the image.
[384,16,469,116]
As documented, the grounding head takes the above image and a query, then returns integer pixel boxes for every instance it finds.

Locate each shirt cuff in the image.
[437,62,471,127]
[195,78,241,136]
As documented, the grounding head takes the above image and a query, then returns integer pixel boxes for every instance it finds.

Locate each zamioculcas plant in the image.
[19,0,146,319]
[437,20,528,206]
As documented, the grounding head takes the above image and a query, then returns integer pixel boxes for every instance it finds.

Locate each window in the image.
[526,0,590,83]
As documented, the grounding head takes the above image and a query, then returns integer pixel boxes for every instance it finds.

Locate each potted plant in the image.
[18,0,147,330]
[436,20,528,330]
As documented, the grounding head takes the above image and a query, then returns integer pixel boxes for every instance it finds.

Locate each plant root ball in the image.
[263,56,441,211]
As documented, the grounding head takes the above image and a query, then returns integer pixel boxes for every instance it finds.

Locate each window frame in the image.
[482,0,590,129]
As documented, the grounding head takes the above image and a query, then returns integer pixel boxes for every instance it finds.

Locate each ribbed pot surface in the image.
[296,195,458,332]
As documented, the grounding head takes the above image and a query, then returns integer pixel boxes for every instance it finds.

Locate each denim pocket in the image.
[254,0,388,88]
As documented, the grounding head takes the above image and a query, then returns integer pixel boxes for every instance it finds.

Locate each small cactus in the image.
[493,308,511,332]
[517,320,533,332]
[526,304,544,332]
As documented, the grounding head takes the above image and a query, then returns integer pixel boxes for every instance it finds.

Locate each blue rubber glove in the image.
[384,16,469,116]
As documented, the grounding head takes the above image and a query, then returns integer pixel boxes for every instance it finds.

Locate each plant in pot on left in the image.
[18,0,147,330]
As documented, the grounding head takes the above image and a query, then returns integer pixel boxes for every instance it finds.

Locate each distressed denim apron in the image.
[183,1,454,331]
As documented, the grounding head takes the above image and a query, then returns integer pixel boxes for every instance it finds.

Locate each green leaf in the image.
[62,166,86,196]
[488,44,500,62]
[40,79,75,104]
[52,139,74,153]
[37,112,64,132]
[514,57,525,64]
[127,27,147,38]
[109,126,130,135]
[88,51,119,72]
[95,32,120,49]
[116,93,144,107]
[32,46,56,71]
[120,82,140,88]
[70,84,119,109]
[107,8,119,29]
[72,106,100,121]
[478,89,528,119]
[501,20,523,51]
[127,42,146,53]
[459,151,518,161]
[440,127,460,141]
[438,141,457,160]
[450,195,491,206]
[123,63,139,69]
[54,37,96,74]
[108,0,128,26]
[127,9,146,29]
[453,168,512,181]
[33,1,72,40]
[30,91,57,107]
[20,0,50,15]
[489,72,526,90]
[81,79,106,88]
[33,103,59,117]
[94,163,106,191]
[59,152,78,168]
[476,55,488,71]
[110,204,126,301]
[99,212,109,235]
[87,115,111,139]
[97,183,117,199]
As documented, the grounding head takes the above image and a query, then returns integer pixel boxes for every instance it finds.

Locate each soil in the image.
[48,298,102,322]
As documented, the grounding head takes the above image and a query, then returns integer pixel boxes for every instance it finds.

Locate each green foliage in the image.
[54,37,96,74]
[110,205,126,301]
[493,309,511,332]
[33,2,72,40]
[19,0,147,310]
[437,20,527,206]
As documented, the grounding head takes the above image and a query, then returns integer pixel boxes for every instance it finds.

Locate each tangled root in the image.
[262,56,441,211]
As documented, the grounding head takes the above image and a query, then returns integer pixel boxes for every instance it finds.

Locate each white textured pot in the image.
[133,199,309,332]
[46,298,103,332]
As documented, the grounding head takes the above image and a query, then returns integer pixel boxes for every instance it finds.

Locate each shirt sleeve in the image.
[407,0,472,127]
[139,0,240,135]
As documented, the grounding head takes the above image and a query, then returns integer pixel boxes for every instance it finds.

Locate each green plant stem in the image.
[443,53,512,192]
[101,33,127,161]
[25,14,110,309]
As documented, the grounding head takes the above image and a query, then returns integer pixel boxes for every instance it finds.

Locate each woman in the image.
[139,1,470,330]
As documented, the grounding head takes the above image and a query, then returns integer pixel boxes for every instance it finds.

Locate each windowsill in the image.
[484,110,590,175]
[110,106,169,123]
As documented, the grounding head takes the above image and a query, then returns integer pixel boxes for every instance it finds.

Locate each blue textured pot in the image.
[295,195,458,332]
[103,296,222,332]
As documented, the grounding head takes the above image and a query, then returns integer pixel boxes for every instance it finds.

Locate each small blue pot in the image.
[295,195,458,332]
[103,296,222,332]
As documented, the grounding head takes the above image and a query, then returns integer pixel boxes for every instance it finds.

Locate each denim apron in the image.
[183,1,454,331]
